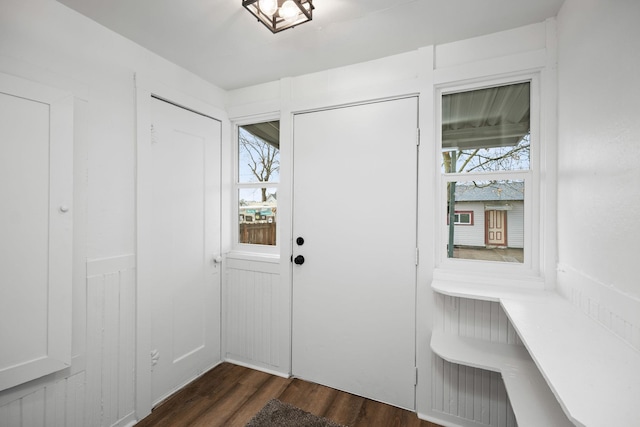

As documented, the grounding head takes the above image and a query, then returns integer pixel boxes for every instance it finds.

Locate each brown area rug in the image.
[245,399,347,427]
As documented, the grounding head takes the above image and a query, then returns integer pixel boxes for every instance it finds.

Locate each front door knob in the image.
[294,255,305,265]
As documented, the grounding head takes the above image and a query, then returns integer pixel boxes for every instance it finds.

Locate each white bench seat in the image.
[432,280,640,427]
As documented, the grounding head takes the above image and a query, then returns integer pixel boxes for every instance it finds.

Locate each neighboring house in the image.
[239,193,277,223]
[239,204,276,223]
[451,181,524,248]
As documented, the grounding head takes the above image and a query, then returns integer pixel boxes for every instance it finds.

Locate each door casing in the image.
[135,79,226,419]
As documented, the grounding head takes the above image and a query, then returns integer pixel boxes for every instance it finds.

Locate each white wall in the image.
[226,20,556,427]
[452,202,485,247]
[507,202,525,249]
[0,0,226,425]
[1,0,226,261]
[557,0,640,298]
[556,0,640,349]
[6,0,624,424]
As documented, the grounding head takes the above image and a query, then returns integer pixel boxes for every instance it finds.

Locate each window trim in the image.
[436,74,540,276]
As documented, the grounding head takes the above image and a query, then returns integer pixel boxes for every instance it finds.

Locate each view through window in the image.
[237,120,280,246]
[442,81,530,263]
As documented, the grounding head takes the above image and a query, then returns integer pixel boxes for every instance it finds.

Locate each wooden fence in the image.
[239,222,276,246]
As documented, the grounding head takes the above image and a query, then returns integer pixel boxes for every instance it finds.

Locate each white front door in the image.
[291,97,418,410]
[146,97,221,405]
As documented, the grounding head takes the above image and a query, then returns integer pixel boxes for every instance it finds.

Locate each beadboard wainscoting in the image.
[0,371,86,427]
[557,264,640,352]
[0,255,136,427]
[223,256,286,375]
[85,255,136,427]
[432,294,519,427]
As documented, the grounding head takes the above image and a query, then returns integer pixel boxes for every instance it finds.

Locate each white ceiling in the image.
[56,0,565,91]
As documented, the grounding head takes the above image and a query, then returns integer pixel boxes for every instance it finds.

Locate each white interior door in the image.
[147,96,221,405]
[292,97,418,410]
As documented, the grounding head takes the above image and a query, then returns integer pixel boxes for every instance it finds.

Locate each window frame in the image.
[232,116,281,255]
[436,74,540,276]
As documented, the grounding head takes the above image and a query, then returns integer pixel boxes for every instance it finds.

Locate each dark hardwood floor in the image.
[136,362,443,427]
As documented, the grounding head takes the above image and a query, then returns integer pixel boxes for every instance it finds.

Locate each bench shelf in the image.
[431,330,573,427]
[432,280,640,427]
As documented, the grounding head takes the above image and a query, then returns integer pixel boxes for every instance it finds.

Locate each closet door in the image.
[0,73,73,391]
[146,96,222,406]
[292,97,418,410]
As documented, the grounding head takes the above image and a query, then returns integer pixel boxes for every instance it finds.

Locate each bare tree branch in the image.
[442,133,530,174]
[239,130,280,202]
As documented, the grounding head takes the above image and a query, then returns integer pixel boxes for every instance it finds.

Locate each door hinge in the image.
[415,248,419,266]
[415,367,419,385]
[416,128,420,146]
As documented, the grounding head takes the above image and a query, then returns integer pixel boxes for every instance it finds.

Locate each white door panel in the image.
[148,97,221,405]
[292,98,418,410]
[0,74,73,391]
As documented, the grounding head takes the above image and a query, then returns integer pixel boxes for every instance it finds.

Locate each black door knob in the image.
[296,237,305,246]
[294,255,305,265]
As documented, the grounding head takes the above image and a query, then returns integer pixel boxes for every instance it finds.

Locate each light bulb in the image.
[279,0,299,24]
[259,0,278,16]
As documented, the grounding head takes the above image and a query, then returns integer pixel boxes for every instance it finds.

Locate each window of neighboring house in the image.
[441,80,533,265]
[236,120,280,248]
[454,211,473,225]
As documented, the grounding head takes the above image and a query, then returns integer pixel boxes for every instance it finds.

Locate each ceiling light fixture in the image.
[243,0,314,33]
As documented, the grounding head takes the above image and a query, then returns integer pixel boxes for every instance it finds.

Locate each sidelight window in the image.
[235,120,280,247]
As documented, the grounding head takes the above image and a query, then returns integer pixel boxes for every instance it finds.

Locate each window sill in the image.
[226,250,280,263]
[432,268,546,294]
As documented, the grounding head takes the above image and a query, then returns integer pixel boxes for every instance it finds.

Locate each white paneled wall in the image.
[432,360,514,426]
[223,257,282,372]
[436,295,522,345]
[0,255,136,427]
[432,294,519,427]
[0,372,85,427]
[558,264,640,352]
